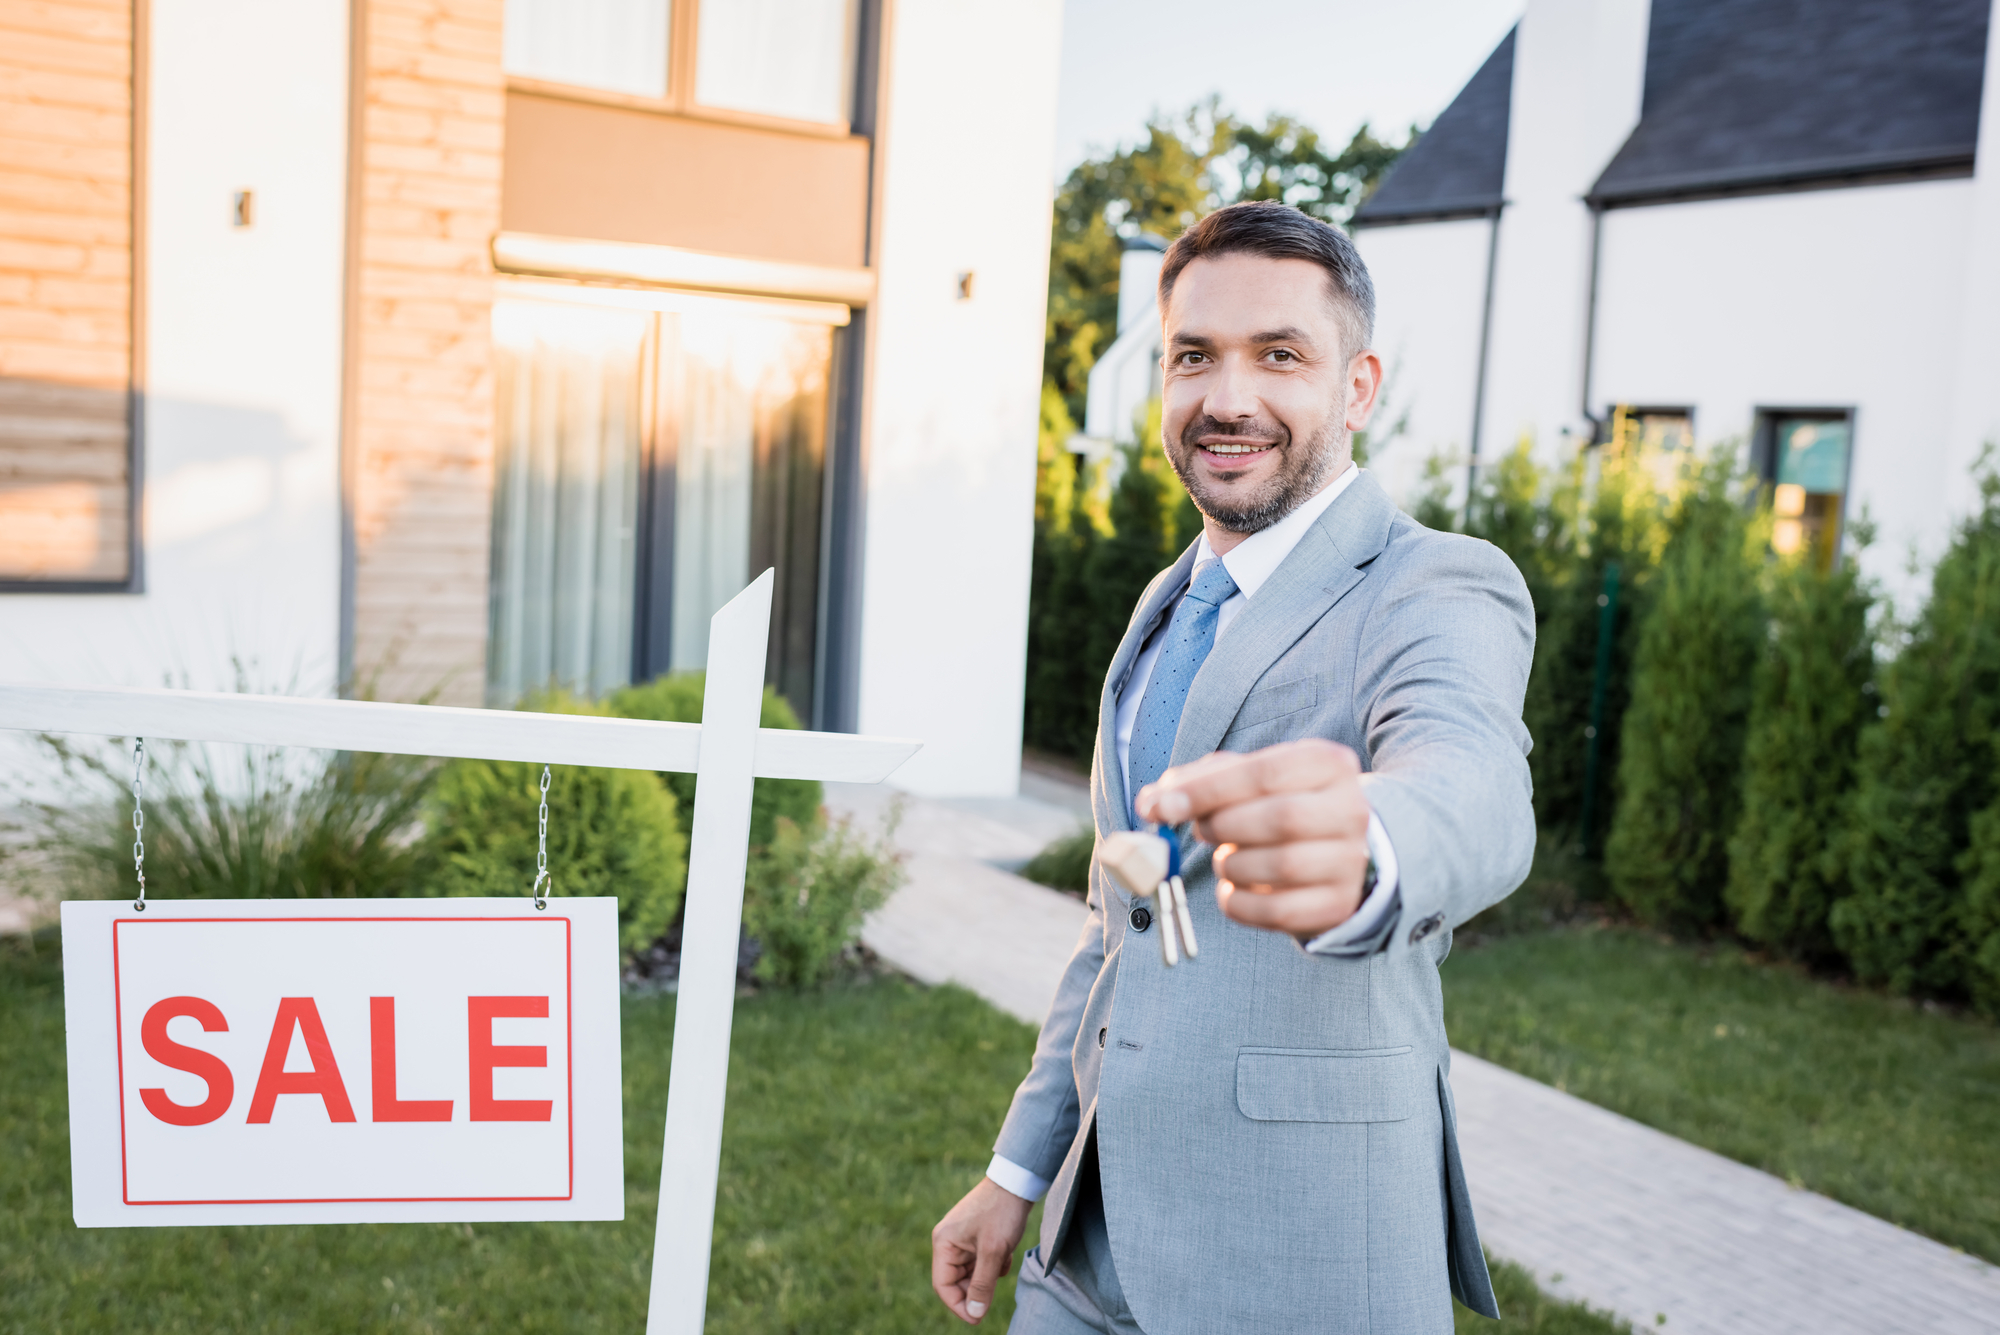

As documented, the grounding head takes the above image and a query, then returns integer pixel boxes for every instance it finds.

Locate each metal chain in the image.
[531,764,551,910]
[130,738,147,912]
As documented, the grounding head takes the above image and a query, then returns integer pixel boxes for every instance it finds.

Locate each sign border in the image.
[112,914,575,1206]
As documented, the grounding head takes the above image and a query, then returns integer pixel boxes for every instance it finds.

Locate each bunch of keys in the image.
[1097,826,1199,967]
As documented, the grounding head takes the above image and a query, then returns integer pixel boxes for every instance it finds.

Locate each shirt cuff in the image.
[1302,809,1401,955]
[986,1153,1052,1203]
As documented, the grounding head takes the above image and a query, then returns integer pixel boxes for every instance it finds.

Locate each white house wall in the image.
[0,0,349,701]
[1592,177,1974,610]
[1354,216,1492,509]
[1479,0,1650,459]
[856,0,1064,797]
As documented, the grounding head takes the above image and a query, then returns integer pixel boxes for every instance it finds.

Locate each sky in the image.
[1051,0,1524,177]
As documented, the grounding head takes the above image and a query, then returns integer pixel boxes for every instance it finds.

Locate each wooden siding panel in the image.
[0,0,132,583]
[348,0,506,703]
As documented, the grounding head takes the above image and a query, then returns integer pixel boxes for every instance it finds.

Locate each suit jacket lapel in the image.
[1172,471,1400,765]
[1092,540,1201,836]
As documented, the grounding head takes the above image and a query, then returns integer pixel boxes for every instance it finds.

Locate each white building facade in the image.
[1351,0,2000,604]
[0,0,1063,797]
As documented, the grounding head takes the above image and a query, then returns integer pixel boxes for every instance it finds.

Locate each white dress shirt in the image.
[987,465,1403,1204]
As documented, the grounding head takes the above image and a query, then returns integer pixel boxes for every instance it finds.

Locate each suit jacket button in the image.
[1098,1026,1107,1049]
[1409,912,1445,945]
[1130,905,1152,932]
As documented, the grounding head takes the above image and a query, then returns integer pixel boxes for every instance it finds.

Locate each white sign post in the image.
[0,570,919,1334]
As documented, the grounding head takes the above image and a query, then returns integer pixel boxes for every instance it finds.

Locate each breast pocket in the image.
[1232,675,1320,732]
[1235,1046,1417,1123]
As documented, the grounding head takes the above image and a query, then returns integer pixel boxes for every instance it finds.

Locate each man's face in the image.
[1159,252,1383,535]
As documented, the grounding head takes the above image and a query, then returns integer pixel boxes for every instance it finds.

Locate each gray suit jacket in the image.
[994,472,1535,1332]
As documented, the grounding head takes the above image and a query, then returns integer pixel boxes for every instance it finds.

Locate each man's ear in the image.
[1344,350,1384,432]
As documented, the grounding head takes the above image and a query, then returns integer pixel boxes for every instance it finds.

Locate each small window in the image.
[1757,412,1852,569]
[0,379,133,588]
[503,0,673,99]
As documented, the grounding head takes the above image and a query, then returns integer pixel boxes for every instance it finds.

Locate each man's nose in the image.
[1203,356,1262,423]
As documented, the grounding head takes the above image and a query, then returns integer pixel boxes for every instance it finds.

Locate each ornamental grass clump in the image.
[422,690,687,955]
[1605,453,1767,931]
[1833,463,2000,998]
[1725,541,1877,964]
[30,735,436,902]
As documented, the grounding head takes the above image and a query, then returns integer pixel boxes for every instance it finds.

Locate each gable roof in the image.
[1591,0,1989,205]
[1352,26,1515,225]
[1352,1,1988,226]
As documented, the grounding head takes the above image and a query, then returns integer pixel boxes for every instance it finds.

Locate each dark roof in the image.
[1353,26,1515,225]
[1591,0,1988,204]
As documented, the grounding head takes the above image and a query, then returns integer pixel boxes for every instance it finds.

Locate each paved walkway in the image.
[829,772,2000,1335]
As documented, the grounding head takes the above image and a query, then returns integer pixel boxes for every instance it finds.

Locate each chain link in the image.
[130,738,147,912]
[531,764,551,910]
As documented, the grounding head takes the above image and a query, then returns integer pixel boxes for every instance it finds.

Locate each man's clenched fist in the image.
[931,1175,1033,1323]
[1136,738,1373,939]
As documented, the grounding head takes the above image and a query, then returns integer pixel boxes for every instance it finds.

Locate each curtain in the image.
[487,299,649,706]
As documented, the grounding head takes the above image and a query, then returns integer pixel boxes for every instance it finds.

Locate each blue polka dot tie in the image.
[1127,558,1240,822]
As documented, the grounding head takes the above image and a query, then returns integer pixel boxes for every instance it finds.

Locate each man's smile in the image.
[1198,439,1278,461]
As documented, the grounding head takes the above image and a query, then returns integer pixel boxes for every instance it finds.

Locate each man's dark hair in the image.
[1157,201,1376,359]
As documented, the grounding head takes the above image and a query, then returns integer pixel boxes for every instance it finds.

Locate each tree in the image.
[1833,464,2000,997]
[1605,455,1767,930]
[1725,546,1876,964]
[1043,101,1416,421]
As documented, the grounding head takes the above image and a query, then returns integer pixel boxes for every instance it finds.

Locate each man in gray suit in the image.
[931,201,1535,1333]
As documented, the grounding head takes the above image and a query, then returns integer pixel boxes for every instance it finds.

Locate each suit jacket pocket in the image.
[1232,675,1320,731]
[1235,1046,1417,1123]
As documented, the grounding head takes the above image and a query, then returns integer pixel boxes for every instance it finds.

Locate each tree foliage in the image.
[1832,466,2000,997]
[1725,550,1877,964]
[1044,101,1413,419]
[1604,456,1768,930]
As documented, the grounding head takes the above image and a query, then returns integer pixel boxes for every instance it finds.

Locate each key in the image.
[1098,828,1190,967]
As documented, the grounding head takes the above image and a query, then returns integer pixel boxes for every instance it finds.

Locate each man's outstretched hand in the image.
[1135,738,1373,939]
[932,1176,1033,1324]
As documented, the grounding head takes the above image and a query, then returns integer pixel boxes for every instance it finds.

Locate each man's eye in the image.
[1269,349,1295,362]
[1178,352,1206,365]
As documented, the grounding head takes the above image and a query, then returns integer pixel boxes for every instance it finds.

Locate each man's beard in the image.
[1164,411,1348,535]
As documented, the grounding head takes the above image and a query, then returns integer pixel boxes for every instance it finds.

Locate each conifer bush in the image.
[1725,547,1876,964]
[606,672,821,851]
[423,691,688,954]
[1960,785,2000,1016]
[1832,468,2000,996]
[1024,384,1109,759]
[1519,441,1666,850]
[1605,455,1766,931]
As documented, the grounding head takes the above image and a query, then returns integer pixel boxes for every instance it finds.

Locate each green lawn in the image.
[2,931,1619,1332]
[1442,925,2000,1264]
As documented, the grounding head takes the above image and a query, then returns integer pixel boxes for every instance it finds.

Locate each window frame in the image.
[1753,405,1858,567]
[503,0,866,141]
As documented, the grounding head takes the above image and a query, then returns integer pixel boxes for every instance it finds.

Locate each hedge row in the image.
[1023,411,2000,1014]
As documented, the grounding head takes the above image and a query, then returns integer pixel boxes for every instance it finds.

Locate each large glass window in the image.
[501,0,858,127]
[487,290,839,718]
[488,300,650,705]
[695,0,856,124]
[503,0,672,99]
[1763,414,1852,569]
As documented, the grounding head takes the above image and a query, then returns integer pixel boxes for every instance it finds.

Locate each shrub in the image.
[32,736,435,902]
[1961,783,2000,1016]
[743,813,905,988]
[606,672,820,851]
[1025,383,1109,759]
[1725,547,1876,963]
[1605,454,1766,931]
[1523,437,1668,852]
[423,692,687,954]
[1019,827,1094,894]
[1833,468,2000,996]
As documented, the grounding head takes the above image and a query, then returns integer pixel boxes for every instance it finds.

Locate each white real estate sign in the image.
[0,572,919,1334]
[62,896,624,1225]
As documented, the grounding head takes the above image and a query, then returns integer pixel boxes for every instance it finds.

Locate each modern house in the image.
[0,0,1064,795]
[1351,0,2000,601]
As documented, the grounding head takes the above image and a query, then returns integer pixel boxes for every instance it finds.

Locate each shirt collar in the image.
[1194,463,1362,600]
